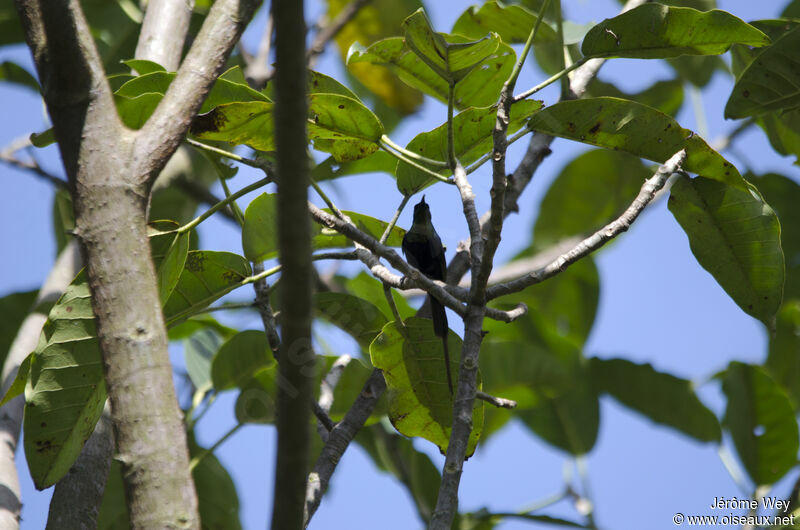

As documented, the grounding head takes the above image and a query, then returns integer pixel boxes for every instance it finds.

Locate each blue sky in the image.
[1,1,799,528]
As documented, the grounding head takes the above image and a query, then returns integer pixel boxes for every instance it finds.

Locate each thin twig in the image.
[245,14,274,87]
[0,138,67,189]
[380,138,455,185]
[178,175,273,234]
[304,368,386,526]
[383,283,405,326]
[379,195,410,245]
[476,391,517,409]
[486,150,687,300]
[307,0,373,68]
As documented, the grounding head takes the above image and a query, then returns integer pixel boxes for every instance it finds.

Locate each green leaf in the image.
[114,93,162,130]
[0,289,38,370]
[517,368,598,455]
[581,4,769,59]
[148,222,190,305]
[533,149,651,250]
[190,94,385,162]
[311,151,397,182]
[121,58,166,75]
[24,274,106,489]
[328,358,388,423]
[308,93,385,161]
[489,257,599,351]
[189,101,276,151]
[347,36,516,110]
[586,78,684,117]
[355,424,440,521]
[451,1,557,44]
[0,353,32,407]
[115,70,270,111]
[96,461,129,530]
[396,100,543,194]
[766,301,800,408]
[589,358,721,442]
[170,314,237,342]
[749,173,800,301]
[345,271,416,321]
[784,0,800,17]
[235,367,277,424]
[370,318,484,456]
[163,251,252,326]
[667,55,727,87]
[242,193,406,262]
[264,69,359,100]
[721,362,799,486]
[755,109,800,166]
[52,189,75,254]
[725,25,800,119]
[402,9,501,82]
[30,129,55,148]
[183,328,222,391]
[328,0,425,114]
[668,175,784,329]
[211,330,273,391]
[0,61,39,92]
[314,292,388,349]
[528,97,746,189]
[191,437,242,530]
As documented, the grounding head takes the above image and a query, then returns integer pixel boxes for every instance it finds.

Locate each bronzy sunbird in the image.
[402,196,453,394]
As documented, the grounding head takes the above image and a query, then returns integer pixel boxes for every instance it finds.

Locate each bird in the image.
[401,196,453,395]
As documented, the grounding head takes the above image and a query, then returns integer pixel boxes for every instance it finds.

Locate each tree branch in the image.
[45,409,113,530]
[487,150,687,300]
[135,0,261,184]
[270,0,316,528]
[134,0,193,70]
[304,368,386,526]
[307,0,372,68]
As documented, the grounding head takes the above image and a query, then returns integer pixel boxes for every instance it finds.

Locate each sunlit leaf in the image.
[582,4,769,59]
[370,318,483,456]
[528,97,746,189]
[396,100,542,194]
[452,1,557,44]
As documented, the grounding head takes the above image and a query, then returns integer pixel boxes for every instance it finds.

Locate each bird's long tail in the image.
[430,295,453,395]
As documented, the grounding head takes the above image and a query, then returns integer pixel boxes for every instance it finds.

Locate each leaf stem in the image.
[186,137,270,170]
[178,176,272,234]
[379,138,455,185]
[189,423,243,471]
[310,178,344,219]
[380,134,449,168]
[466,127,532,175]
[447,81,458,171]
[513,58,587,103]
[379,194,410,245]
[506,0,552,93]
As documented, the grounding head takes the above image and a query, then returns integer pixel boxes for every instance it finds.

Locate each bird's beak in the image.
[421,195,426,204]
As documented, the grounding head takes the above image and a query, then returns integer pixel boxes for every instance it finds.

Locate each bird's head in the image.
[412,195,432,225]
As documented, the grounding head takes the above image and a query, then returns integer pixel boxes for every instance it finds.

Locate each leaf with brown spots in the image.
[528,97,747,189]
[163,251,252,326]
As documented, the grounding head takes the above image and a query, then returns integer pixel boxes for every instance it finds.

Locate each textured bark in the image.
[0,243,81,529]
[270,0,316,528]
[46,410,113,530]
[134,0,194,71]
[14,0,259,527]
